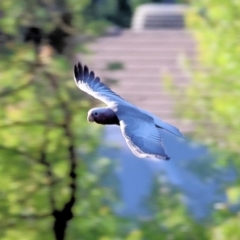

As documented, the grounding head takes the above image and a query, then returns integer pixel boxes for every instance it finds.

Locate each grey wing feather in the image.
[140,109,184,138]
[120,118,170,160]
[74,62,126,106]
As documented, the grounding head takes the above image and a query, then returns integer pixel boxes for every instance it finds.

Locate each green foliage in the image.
[185,0,240,156]
[0,0,121,239]
[178,0,240,239]
[138,179,210,240]
[1,0,234,239]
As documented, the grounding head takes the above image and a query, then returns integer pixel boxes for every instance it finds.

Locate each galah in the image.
[74,62,184,160]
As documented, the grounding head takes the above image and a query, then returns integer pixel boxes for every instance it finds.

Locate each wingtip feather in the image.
[74,62,84,84]
[83,65,89,78]
[74,65,78,79]
[89,71,95,80]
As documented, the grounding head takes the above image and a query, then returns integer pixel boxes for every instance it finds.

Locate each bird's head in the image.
[87,108,107,123]
[87,107,119,125]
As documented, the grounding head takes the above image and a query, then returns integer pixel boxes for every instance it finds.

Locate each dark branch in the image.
[13,213,51,219]
[38,150,57,211]
[0,120,64,129]
[45,71,77,240]
[0,81,32,98]
[0,145,33,159]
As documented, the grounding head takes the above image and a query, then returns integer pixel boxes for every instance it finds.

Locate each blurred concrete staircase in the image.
[79,29,196,133]
[131,3,187,30]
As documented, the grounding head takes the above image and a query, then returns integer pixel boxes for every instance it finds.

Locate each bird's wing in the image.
[140,109,184,138]
[74,62,126,106]
[119,115,170,160]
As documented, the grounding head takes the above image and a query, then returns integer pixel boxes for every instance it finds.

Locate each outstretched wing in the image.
[120,115,170,160]
[140,109,184,138]
[74,62,126,106]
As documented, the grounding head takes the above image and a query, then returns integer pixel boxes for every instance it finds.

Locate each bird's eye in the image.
[94,112,98,116]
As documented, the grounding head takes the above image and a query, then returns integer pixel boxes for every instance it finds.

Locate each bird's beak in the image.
[87,114,94,122]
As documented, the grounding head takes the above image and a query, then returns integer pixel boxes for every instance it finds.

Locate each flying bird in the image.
[74,62,184,160]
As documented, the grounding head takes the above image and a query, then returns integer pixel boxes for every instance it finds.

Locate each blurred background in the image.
[0,0,240,239]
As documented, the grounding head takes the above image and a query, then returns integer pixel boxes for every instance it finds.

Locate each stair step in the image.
[89,41,195,50]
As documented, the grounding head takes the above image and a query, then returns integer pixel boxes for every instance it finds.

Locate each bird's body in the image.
[74,62,184,160]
